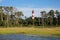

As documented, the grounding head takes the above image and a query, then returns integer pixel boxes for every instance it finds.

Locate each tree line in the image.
[0,6,60,27]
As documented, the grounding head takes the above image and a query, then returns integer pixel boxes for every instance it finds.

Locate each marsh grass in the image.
[0,27,60,37]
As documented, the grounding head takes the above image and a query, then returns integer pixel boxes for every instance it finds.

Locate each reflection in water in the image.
[0,34,60,40]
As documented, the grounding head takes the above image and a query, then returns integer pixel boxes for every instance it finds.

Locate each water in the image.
[0,34,60,40]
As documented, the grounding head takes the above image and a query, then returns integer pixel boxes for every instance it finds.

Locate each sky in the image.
[0,0,60,17]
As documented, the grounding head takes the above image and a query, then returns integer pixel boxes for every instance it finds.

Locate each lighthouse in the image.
[32,10,34,19]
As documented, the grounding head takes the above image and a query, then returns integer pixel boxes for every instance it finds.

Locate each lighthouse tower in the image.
[32,10,34,19]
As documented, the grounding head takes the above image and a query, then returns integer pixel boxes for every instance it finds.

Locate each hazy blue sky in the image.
[0,0,60,17]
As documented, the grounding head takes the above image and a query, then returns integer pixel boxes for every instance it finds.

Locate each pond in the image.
[0,34,60,40]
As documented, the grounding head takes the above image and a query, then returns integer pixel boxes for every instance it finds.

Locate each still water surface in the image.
[0,34,60,40]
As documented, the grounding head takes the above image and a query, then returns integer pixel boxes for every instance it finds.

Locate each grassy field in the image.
[0,27,60,37]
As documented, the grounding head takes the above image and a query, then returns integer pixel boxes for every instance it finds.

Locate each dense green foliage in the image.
[0,6,60,27]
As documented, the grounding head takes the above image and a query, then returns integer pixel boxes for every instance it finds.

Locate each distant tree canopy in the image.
[0,6,23,27]
[0,6,60,27]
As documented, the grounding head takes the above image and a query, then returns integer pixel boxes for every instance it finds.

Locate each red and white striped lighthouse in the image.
[32,10,34,19]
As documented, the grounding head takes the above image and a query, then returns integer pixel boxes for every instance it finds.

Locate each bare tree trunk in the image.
[6,14,10,27]
[42,18,44,27]
[39,18,40,26]
[56,18,58,26]
[1,13,3,21]
[6,14,8,27]
[15,14,19,26]
[50,17,53,26]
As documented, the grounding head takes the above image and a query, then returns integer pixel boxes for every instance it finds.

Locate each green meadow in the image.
[0,27,60,37]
